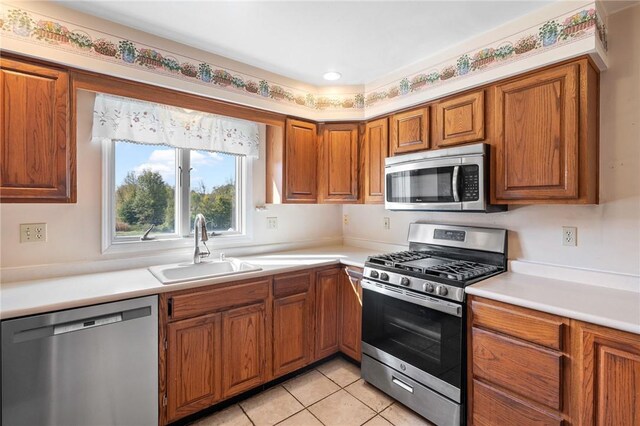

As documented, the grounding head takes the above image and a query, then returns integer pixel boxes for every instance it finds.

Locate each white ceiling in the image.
[58,1,563,86]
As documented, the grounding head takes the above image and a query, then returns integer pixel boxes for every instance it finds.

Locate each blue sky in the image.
[115,142,236,191]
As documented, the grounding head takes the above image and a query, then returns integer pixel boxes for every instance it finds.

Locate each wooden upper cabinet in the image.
[389,107,429,155]
[494,62,598,203]
[272,272,314,378]
[434,90,485,147]
[285,119,318,203]
[1,58,74,203]
[318,123,359,203]
[166,313,222,422]
[314,268,341,360]
[363,118,388,204]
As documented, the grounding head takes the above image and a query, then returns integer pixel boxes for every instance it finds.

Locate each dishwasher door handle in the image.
[54,313,123,335]
[12,305,152,343]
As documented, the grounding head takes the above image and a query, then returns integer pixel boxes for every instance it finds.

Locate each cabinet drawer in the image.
[473,380,563,426]
[273,271,311,298]
[472,328,562,410]
[471,298,565,350]
[170,279,270,320]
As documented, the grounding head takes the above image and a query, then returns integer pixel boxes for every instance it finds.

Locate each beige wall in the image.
[0,90,343,270]
[343,5,640,277]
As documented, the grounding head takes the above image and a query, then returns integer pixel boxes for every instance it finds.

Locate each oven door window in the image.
[362,288,463,390]
[386,166,456,203]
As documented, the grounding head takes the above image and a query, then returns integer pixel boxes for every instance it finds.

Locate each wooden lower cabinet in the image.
[272,271,314,377]
[338,267,363,361]
[162,266,365,424]
[469,296,640,426]
[469,296,570,425]
[314,268,341,360]
[166,313,222,423]
[221,303,267,398]
[574,321,640,426]
[472,379,562,426]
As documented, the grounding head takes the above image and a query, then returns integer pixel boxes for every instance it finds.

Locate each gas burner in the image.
[423,260,499,281]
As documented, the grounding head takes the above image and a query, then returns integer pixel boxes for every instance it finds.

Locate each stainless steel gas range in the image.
[360,223,507,426]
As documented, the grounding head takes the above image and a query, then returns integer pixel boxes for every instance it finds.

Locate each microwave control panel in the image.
[461,165,480,201]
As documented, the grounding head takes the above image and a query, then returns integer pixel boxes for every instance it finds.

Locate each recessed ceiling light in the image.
[323,71,342,81]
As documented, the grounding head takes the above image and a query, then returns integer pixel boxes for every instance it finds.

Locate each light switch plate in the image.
[20,223,47,243]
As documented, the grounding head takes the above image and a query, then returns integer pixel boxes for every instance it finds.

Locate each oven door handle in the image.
[361,280,462,317]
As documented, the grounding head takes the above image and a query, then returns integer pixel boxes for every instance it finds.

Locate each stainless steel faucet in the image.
[193,214,210,264]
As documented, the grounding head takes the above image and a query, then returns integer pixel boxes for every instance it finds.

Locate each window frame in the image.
[101,140,252,254]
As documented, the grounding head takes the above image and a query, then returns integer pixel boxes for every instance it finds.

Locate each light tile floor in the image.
[190,357,434,426]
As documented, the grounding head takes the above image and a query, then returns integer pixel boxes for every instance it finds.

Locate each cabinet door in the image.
[364,118,388,204]
[318,123,359,203]
[273,291,314,377]
[222,303,266,398]
[389,107,429,155]
[285,119,318,203]
[576,322,640,426]
[434,90,485,147]
[0,58,74,202]
[495,64,579,201]
[167,314,222,422]
[339,267,363,361]
[315,268,341,359]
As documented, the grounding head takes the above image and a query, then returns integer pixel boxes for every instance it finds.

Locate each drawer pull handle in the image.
[392,377,414,394]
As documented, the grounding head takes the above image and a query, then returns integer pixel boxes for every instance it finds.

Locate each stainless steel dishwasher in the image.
[1,295,158,426]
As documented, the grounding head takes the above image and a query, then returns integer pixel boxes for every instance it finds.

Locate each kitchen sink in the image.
[148,258,262,285]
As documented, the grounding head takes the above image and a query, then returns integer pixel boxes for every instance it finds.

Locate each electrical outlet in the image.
[343,214,349,225]
[267,217,278,230]
[383,217,391,230]
[562,226,577,246]
[20,223,47,243]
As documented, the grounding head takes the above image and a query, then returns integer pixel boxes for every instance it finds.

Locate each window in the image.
[104,140,247,250]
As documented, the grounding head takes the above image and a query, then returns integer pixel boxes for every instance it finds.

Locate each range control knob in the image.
[380,272,389,281]
[436,285,449,297]
[369,270,379,279]
[423,283,435,293]
[400,277,411,286]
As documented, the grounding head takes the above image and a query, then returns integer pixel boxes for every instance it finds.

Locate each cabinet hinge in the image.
[162,394,167,407]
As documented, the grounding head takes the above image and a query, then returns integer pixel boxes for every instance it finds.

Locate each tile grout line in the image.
[237,402,257,426]
[276,384,318,425]
[315,363,361,389]
[342,380,394,415]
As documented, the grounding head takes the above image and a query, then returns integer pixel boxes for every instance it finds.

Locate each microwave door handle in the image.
[452,166,461,202]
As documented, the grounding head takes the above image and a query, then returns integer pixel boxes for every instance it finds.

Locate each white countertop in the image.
[0,245,374,320]
[3,245,639,336]
[466,271,640,335]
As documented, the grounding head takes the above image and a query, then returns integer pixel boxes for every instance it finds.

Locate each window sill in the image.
[102,233,253,255]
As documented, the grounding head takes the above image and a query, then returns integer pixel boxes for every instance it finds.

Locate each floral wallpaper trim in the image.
[364,4,607,108]
[0,3,606,113]
[0,5,365,111]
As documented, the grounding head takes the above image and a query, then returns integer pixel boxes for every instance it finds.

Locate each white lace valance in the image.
[92,94,259,157]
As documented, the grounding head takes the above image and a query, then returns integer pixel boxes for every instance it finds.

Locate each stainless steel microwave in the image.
[384,143,506,212]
